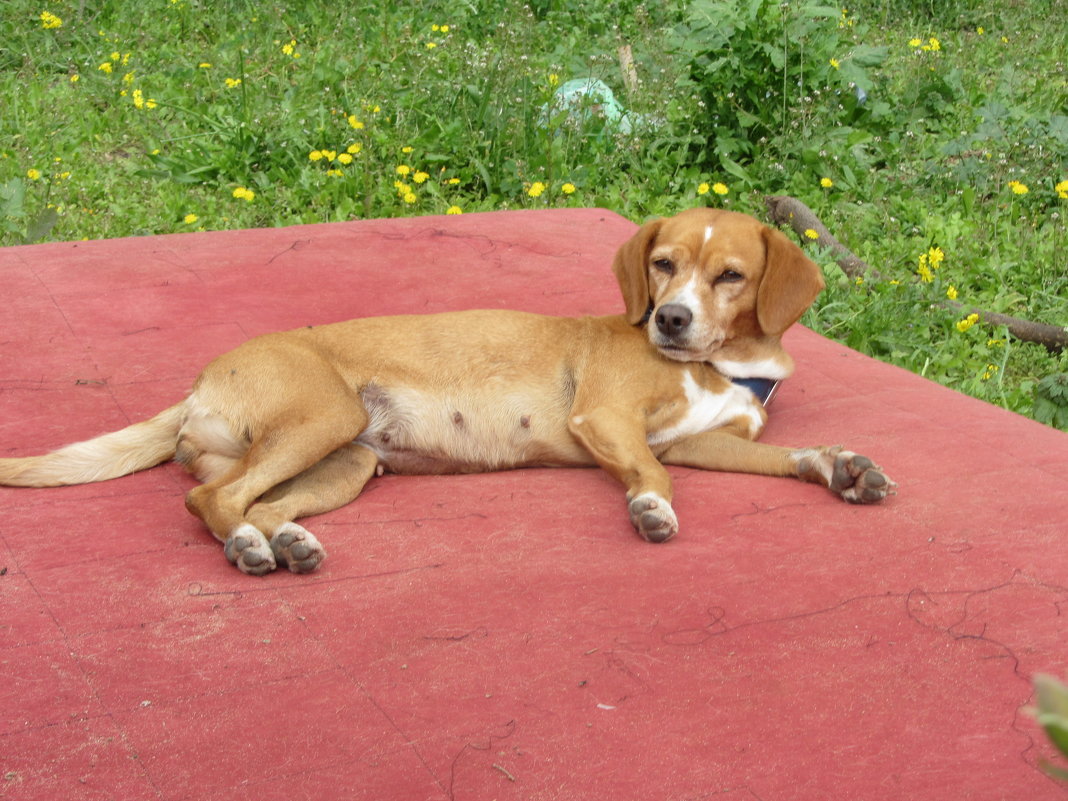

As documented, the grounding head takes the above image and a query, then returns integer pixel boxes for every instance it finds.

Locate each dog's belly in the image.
[355,383,590,474]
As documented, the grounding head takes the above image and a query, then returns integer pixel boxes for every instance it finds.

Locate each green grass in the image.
[3,0,1066,427]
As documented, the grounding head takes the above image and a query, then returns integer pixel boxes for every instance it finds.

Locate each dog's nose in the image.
[655,304,692,337]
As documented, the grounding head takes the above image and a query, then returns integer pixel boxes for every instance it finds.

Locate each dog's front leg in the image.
[660,428,896,503]
[568,407,678,542]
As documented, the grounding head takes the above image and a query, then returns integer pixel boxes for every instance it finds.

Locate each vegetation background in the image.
[3,0,1066,427]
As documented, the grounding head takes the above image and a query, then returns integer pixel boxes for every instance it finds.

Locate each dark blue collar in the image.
[730,376,780,406]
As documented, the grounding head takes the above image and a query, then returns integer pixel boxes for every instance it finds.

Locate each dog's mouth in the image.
[655,339,723,362]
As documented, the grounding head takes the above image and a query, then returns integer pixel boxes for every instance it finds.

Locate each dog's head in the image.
[612,208,825,379]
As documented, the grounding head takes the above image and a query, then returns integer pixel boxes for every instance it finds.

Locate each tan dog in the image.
[0,208,894,575]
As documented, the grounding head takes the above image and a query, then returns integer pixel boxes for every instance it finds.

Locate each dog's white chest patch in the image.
[647,371,762,446]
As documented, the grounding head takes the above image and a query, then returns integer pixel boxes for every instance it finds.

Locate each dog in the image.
[0,208,895,575]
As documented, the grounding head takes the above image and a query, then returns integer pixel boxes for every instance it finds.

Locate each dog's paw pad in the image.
[829,449,896,504]
[270,523,327,574]
[224,525,277,575]
[628,493,679,543]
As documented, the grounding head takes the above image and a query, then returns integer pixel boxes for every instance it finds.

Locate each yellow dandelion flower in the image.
[447,177,461,185]
[225,77,242,88]
[321,150,336,161]
[199,62,213,69]
[232,187,255,202]
[1056,179,1068,199]
[99,62,113,74]
[804,229,819,240]
[396,164,411,176]
[946,285,958,300]
[981,364,999,381]
[403,191,417,204]
[337,153,353,165]
[70,74,79,83]
[347,115,364,130]
[527,181,546,198]
[326,169,343,177]
[401,146,413,154]
[561,183,576,195]
[927,246,944,267]
[440,25,450,33]
[446,205,463,215]
[27,168,42,180]
[110,51,120,62]
[712,182,729,195]
[1008,180,1029,195]
[132,89,145,108]
[917,253,934,283]
[829,58,840,70]
[820,177,834,188]
[183,213,198,224]
[955,313,979,333]
[347,143,362,155]
[413,171,429,184]
[697,182,710,195]
[976,26,984,35]
[548,73,560,87]
[309,150,323,161]
[40,11,63,28]
[909,37,923,47]
[394,181,410,194]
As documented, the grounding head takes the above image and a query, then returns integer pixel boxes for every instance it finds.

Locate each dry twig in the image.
[764,195,1067,350]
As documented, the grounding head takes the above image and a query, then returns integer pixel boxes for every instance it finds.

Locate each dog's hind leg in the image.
[239,442,380,573]
[182,364,370,575]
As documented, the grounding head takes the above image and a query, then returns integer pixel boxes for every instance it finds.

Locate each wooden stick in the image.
[764,195,1067,350]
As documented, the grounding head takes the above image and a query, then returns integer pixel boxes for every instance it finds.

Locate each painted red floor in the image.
[1,208,1066,800]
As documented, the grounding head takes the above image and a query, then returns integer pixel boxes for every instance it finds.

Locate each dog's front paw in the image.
[270,523,327,574]
[224,524,278,575]
[795,446,896,504]
[628,492,679,543]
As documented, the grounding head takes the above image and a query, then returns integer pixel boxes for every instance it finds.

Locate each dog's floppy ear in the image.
[612,219,663,324]
[757,226,826,335]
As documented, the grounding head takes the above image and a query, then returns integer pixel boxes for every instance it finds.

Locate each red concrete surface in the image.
[1,208,1066,801]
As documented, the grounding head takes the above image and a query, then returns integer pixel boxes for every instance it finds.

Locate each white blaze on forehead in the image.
[703,225,714,244]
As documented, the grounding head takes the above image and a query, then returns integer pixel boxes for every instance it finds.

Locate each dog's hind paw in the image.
[795,446,896,504]
[271,523,327,574]
[628,492,679,543]
[224,524,278,575]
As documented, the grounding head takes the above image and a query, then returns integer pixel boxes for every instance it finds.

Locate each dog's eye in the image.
[652,258,675,274]
[715,269,744,284]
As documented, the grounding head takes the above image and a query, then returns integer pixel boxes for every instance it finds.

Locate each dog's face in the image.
[613,208,825,376]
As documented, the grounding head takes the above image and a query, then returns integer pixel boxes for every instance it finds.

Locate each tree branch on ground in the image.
[764,195,1067,350]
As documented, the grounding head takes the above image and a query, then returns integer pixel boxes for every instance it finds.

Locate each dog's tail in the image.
[0,403,185,487]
